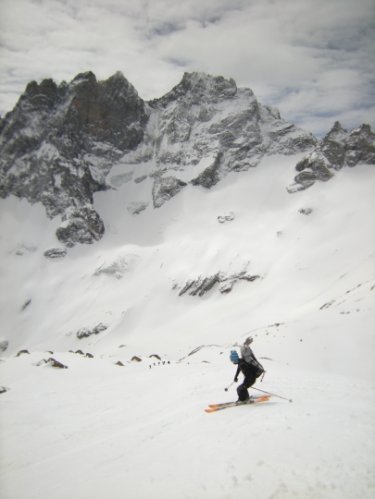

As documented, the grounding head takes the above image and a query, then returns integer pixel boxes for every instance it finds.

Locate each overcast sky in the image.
[0,0,374,135]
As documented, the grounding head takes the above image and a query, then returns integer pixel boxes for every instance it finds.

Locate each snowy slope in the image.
[0,153,374,499]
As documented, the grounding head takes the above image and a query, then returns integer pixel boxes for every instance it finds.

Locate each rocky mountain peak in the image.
[64,70,147,149]
[1,71,147,154]
[180,71,238,100]
[142,72,316,196]
[0,71,150,247]
[289,122,375,192]
[104,70,134,89]
[350,123,374,141]
[151,72,238,108]
[25,78,60,103]
[71,71,97,85]
[324,121,348,142]
[5,69,370,250]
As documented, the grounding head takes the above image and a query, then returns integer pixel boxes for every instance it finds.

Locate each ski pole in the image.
[251,386,292,402]
[224,381,235,392]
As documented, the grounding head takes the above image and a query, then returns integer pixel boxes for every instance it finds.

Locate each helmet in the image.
[230,350,240,364]
[244,336,253,345]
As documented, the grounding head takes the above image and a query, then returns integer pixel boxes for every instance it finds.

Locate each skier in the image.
[230,336,264,402]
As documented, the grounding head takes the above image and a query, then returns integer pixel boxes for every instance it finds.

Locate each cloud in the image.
[0,0,374,136]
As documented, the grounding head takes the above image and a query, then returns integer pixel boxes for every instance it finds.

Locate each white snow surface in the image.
[0,154,374,499]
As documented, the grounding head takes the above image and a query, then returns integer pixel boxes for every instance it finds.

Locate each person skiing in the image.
[230,336,264,402]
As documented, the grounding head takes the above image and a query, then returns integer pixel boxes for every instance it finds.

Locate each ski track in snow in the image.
[0,155,374,498]
[1,353,374,499]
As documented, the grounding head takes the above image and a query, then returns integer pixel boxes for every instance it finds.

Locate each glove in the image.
[234,377,238,382]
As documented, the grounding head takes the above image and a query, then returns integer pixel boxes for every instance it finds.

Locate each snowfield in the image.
[0,154,374,499]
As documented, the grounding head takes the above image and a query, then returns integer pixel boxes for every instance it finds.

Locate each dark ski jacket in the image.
[234,357,264,381]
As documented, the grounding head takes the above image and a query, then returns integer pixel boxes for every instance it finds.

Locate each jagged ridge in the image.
[1,71,372,248]
[288,121,375,192]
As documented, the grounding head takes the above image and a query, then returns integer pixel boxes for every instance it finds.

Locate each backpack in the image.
[241,344,264,377]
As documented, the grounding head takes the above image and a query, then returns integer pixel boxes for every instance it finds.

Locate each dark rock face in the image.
[320,121,348,168]
[76,322,108,339]
[289,122,375,192]
[191,152,223,189]
[178,273,222,297]
[43,248,68,259]
[56,206,105,247]
[152,176,187,208]
[36,357,68,368]
[46,357,68,369]
[0,71,148,246]
[321,122,375,168]
[131,356,142,362]
[292,151,334,190]
[0,71,147,158]
[176,271,260,297]
[63,72,147,150]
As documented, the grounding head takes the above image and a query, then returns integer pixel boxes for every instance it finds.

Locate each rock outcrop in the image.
[176,271,261,297]
[289,122,375,192]
[76,323,108,339]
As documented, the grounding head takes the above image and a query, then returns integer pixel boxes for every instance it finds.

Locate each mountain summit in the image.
[0,71,372,247]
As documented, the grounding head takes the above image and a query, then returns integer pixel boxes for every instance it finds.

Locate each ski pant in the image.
[237,374,257,401]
